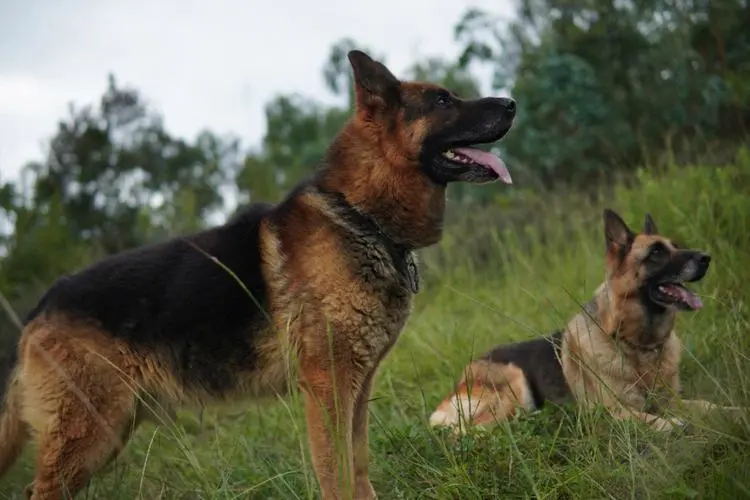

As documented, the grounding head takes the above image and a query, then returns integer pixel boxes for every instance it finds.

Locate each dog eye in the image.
[435,91,453,107]
[647,244,666,260]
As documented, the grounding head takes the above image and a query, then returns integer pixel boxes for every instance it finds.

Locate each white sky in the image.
[0,0,513,187]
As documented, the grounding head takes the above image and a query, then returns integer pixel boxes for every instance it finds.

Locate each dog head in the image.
[347,50,516,185]
[603,208,711,312]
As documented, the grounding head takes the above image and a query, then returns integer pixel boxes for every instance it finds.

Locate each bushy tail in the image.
[0,366,28,477]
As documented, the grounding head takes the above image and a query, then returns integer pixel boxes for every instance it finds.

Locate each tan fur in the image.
[431,214,741,434]
[429,361,534,431]
[560,281,685,431]
[0,367,27,476]
[2,316,145,498]
[259,194,413,499]
[3,185,417,499]
[321,122,446,249]
[0,50,515,499]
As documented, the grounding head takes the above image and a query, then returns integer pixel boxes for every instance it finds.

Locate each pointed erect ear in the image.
[643,213,658,235]
[347,50,400,109]
[603,208,634,252]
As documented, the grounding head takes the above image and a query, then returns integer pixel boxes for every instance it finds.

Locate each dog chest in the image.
[324,276,414,364]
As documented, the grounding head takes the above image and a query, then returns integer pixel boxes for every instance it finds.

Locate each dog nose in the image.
[500,98,516,117]
[697,253,711,268]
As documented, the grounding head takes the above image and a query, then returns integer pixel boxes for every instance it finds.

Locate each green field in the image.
[2,152,750,499]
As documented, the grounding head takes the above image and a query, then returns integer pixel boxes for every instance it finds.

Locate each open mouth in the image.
[440,147,512,184]
[651,282,703,311]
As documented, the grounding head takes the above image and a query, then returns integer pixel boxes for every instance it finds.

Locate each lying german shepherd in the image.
[0,50,516,499]
[430,209,741,433]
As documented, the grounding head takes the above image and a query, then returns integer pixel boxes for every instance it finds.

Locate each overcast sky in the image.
[0,0,513,187]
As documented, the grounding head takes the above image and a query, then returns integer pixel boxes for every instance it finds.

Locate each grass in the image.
[2,149,750,499]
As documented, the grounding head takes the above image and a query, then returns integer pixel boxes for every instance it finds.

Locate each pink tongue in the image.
[685,292,703,310]
[665,284,703,310]
[453,147,512,184]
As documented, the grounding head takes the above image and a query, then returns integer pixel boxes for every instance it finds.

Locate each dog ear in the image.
[643,213,659,235]
[348,50,400,110]
[603,208,634,252]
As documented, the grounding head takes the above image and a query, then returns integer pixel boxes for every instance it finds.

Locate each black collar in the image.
[317,187,421,295]
[615,336,665,354]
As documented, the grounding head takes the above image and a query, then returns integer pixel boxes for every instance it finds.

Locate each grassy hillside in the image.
[2,150,750,499]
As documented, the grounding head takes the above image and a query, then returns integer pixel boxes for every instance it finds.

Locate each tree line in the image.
[0,0,748,334]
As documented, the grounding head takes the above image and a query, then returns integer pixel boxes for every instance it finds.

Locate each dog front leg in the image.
[676,399,744,420]
[352,368,377,499]
[300,364,356,500]
[608,406,685,431]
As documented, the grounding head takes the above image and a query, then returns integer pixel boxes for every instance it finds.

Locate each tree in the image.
[453,1,748,186]
[235,38,377,205]
[0,75,241,299]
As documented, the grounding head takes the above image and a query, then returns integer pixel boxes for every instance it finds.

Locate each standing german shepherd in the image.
[430,209,741,433]
[0,50,516,499]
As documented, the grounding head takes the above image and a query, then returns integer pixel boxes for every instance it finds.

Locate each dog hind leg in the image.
[676,398,745,422]
[430,361,534,433]
[19,325,140,500]
[24,376,138,500]
[0,366,30,477]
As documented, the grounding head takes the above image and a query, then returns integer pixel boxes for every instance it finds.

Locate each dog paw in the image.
[722,406,746,421]
[428,409,452,428]
[668,417,694,434]
[652,416,687,432]
[354,480,377,500]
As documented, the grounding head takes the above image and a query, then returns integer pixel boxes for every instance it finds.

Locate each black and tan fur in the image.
[0,50,516,499]
[430,209,741,433]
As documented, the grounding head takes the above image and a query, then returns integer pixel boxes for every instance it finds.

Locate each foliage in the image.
[454,0,750,185]
[0,76,241,302]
